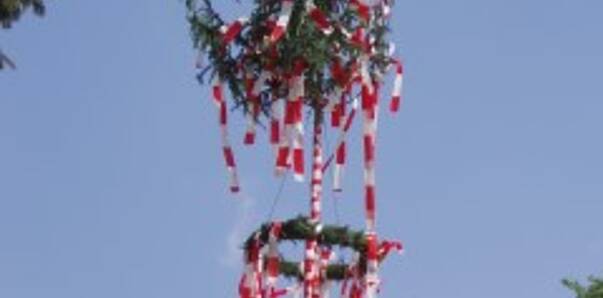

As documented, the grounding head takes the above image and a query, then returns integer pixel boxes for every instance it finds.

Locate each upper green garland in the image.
[186,0,396,118]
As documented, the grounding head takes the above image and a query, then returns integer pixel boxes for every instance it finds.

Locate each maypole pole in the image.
[362,80,380,297]
[305,109,324,298]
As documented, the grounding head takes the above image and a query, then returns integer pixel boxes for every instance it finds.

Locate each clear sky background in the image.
[1,0,602,297]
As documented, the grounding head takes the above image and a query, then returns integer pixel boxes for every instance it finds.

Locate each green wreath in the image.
[244,216,370,281]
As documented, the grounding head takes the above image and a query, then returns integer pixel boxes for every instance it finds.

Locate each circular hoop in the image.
[244,216,371,281]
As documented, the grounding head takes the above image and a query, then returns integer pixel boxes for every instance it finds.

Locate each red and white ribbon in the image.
[275,71,305,179]
[291,74,306,181]
[212,79,240,193]
[270,99,282,146]
[351,27,369,52]
[292,132,305,182]
[365,232,380,298]
[306,1,334,35]
[390,59,404,112]
[329,94,343,128]
[270,0,295,43]
[350,0,371,22]
[360,55,373,94]
[333,95,347,192]
[379,240,404,261]
[221,17,248,46]
[265,222,282,293]
[240,238,262,298]
[275,96,292,176]
[323,96,359,192]
[244,71,271,145]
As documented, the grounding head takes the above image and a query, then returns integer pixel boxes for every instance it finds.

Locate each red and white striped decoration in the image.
[270,0,295,43]
[292,75,305,182]
[334,113,346,192]
[212,79,240,193]
[244,71,271,145]
[292,133,305,182]
[350,0,371,22]
[390,59,404,112]
[221,17,248,46]
[239,238,262,298]
[270,99,282,147]
[275,95,292,175]
[265,222,282,294]
[323,96,358,192]
[365,232,380,298]
[277,73,305,181]
[306,1,334,35]
[379,240,404,261]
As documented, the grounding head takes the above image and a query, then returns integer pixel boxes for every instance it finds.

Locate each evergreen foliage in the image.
[245,216,369,281]
[186,0,396,118]
[0,0,46,69]
[0,0,45,28]
[564,275,603,298]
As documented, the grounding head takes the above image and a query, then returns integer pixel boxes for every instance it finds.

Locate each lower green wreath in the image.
[244,216,369,281]
[279,261,349,281]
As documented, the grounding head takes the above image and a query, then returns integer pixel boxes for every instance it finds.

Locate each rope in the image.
[266,171,288,222]
[323,119,342,226]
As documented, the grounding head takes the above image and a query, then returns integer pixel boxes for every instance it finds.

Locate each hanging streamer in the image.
[221,17,248,46]
[265,222,282,294]
[390,59,404,112]
[212,79,240,193]
[333,95,347,192]
[306,1,334,35]
[244,71,271,145]
[350,0,371,22]
[270,0,295,43]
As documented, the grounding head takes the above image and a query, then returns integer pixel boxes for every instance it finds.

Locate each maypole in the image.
[186,0,405,296]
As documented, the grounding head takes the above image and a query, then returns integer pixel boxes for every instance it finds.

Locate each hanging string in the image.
[323,119,342,226]
[265,171,289,222]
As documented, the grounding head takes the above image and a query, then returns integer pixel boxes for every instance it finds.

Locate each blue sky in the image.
[1,0,602,297]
